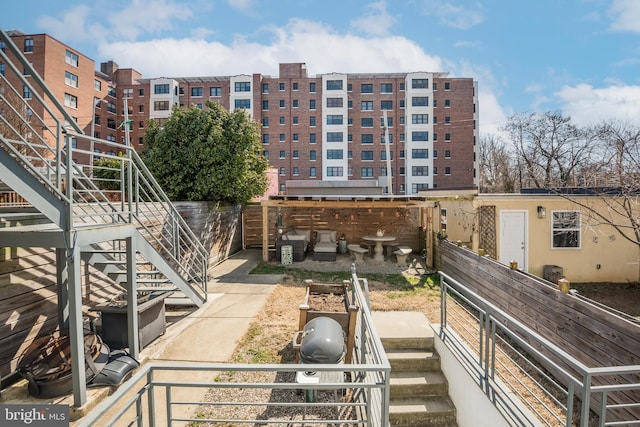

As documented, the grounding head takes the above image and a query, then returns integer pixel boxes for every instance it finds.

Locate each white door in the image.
[499,210,527,271]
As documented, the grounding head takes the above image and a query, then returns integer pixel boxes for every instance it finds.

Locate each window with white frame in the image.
[65,50,78,67]
[64,93,77,108]
[552,211,581,248]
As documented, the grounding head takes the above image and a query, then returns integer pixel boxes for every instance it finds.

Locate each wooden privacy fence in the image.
[438,240,640,419]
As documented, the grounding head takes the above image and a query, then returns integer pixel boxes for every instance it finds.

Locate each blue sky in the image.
[2,0,640,133]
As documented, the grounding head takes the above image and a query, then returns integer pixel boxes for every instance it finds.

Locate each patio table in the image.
[362,235,396,262]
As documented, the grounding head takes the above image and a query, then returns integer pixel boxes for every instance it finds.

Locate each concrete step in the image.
[386,348,441,372]
[381,335,433,351]
[389,396,457,426]
[390,371,449,400]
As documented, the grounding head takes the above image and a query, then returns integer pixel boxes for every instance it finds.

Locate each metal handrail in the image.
[77,267,391,426]
[438,271,640,427]
[0,27,208,299]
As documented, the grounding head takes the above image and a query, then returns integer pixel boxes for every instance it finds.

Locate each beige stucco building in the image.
[431,191,640,283]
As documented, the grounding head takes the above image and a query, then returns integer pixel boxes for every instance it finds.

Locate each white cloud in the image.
[555,83,640,125]
[99,18,444,77]
[38,0,195,43]
[351,0,397,36]
[419,0,484,30]
[37,5,97,42]
[609,0,640,32]
[226,0,254,11]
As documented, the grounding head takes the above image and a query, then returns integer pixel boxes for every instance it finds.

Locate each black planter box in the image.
[95,291,169,350]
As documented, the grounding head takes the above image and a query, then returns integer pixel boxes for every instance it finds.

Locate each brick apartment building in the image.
[2,31,479,195]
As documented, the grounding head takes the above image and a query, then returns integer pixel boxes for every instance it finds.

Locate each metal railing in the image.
[0,27,207,299]
[77,266,391,426]
[438,271,640,427]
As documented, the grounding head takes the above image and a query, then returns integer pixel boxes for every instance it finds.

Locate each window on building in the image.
[138,88,145,96]
[326,80,343,90]
[445,150,451,158]
[263,150,269,159]
[361,151,374,161]
[412,183,429,193]
[433,82,438,90]
[310,82,316,93]
[327,149,344,159]
[154,84,170,94]
[380,151,393,160]
[433,133,437,141]
[445,82,451,90]
[412,114,429,124]
[64,71,78,88]
[279,133,285,142]
[65,50,78,67]
[380,117,393,127]
[0,41,5,52]
[310,167,316,177]
[94,79,101,91]
[24,38,34,53]
[445,133,451,141]
[326,166,344,177]
[380,83,393,93]
[412,78,429,89]
[412,97,429,107]
[310,99,316,110]
[361,117,374,127]
[293,133,299,141]
[361,134,373,144]
[361,167,374,177]
[153,100,169,111]
[361,84,373,93]
[279,167,286,176]
[107,118,116,129]
[348,150,353,159]
[412,131,429,141]
[310,116,316,126]
[293,150,299,159]
[361,101,373,111]
[347,83,352,92]
[64,93,77,108]
[293,167,299,176]
[327,97,343,108]
[292,99,299,108]
[280,117,285,125]
[107,101,116,113]
[445,116,451,124]
[279,150,286,159]
[191,87,203,97]
[412,166,429,176]
[262,117,269,127]
[0,63,5,76]
[399,116,405,125]
[279,100,285,108]
[262,134,269,144]
[262,83,269,94]
[326,115,343,125]
[279,82,285,91]
[445,167,451,175]
[122,88,133,98]
[552,211,581,248]
[235,82,251,92]
[292,82,298,91]
[310,133,316,144]
[327,132,343,142]
[310,150,316,160]
[380,133,393,144]
[262,100,269,110]
[234,99,251,109]
[399,82,405,91]
[445,99,451,108]
[210,87,222,97]
[381,100,393,110]
[412,149,428,158]
[433,150,438,158]
[292,116,299,125]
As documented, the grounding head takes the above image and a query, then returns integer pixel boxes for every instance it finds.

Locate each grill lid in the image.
[299,316,345,364]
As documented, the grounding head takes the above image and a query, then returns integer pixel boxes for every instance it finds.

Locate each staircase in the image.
[0,27,207,309]
[373,311,458,427]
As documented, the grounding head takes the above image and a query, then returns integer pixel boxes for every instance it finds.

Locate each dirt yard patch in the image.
[572,282,640,319]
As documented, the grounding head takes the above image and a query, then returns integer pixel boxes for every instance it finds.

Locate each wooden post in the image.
[478,248,486,257]
[509,260,518,270]
[557,278,570,293]
[262,204,269,262]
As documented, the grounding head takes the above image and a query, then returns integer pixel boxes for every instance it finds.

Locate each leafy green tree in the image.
[141,101,269,203]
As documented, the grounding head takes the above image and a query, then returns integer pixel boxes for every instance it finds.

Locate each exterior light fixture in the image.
[537,206,546,219]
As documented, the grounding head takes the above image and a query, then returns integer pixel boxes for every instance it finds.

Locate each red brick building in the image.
[3,31,479,194]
